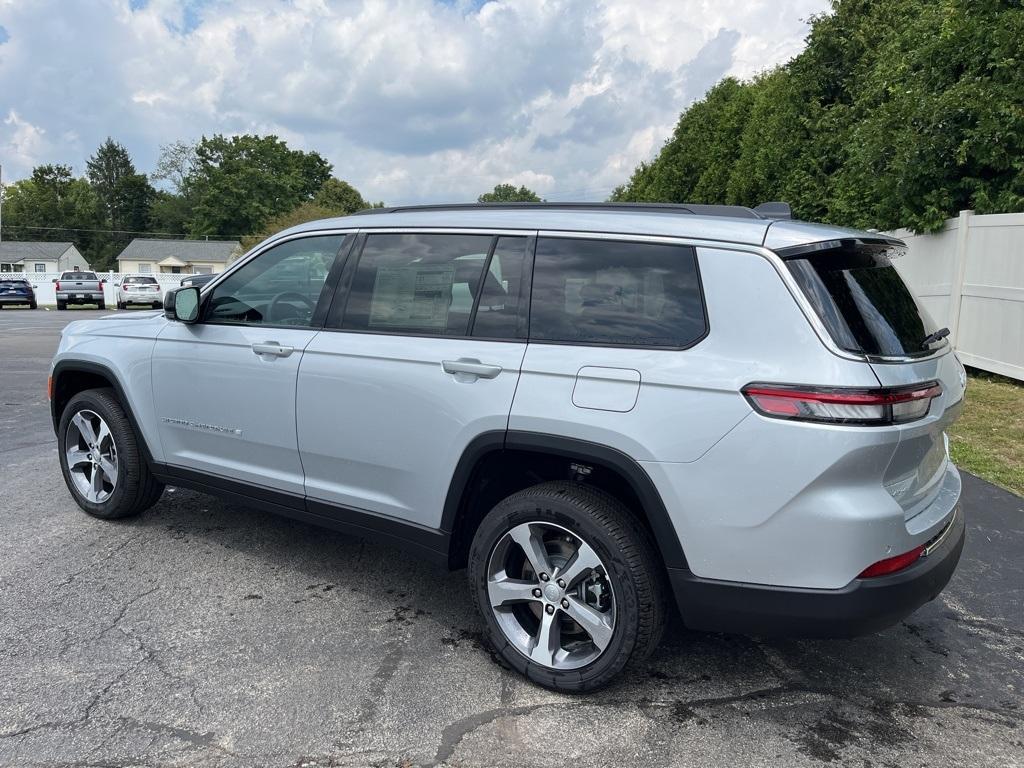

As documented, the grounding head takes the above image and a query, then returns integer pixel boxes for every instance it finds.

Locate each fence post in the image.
[947,209,973,348]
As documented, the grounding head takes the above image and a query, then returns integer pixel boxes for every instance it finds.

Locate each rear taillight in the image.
[55,281,61,291]
[858,544,926,578]
[742,381,941,426]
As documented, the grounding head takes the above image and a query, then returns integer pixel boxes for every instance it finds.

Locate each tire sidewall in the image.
[468,490,643,691]
[57,391,141,519]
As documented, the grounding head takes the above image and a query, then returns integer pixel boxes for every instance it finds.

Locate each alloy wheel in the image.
[65,409,119,504]
[486,521,616,670]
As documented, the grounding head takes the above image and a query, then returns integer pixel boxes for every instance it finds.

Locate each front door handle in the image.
[252,342,294,358]
[442,358,502,379]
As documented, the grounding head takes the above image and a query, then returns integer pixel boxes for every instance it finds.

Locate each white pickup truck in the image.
[55,271,105,310]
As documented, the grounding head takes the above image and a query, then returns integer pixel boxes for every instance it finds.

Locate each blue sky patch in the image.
[0,25,9,45]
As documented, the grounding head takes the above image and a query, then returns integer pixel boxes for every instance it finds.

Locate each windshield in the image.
[785,243,943,358]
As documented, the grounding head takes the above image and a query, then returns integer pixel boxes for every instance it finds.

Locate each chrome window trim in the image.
[196,228,360,296]
[203,224,946,364]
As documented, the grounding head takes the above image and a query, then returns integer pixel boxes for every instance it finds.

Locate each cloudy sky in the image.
[0,0,827,206]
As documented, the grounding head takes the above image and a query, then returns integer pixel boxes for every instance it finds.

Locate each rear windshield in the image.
[123,276,158,284]
[784,243,943,358]
[0,280,29,287]
[63,272,98,280]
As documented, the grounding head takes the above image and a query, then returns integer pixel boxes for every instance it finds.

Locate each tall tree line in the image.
[612,0,1024,233]
[1,135,378,270]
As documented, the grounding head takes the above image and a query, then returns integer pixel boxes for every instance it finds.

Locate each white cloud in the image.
[0,0,828,209]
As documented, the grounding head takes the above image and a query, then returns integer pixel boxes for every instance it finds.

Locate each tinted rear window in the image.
[785,243,942,358]
[63,272,98,280]
[123,276,158,284]
[0,280,29,286]
[529,238,706,347]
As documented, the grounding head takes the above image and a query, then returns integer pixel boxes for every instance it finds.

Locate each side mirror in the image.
[52,278,59,284]
[164,286,201,323]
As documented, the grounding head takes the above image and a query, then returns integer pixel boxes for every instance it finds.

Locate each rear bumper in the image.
[0,296,34,304]
[122,295,162,304]
[669,505,964,638]
[57,293,103,300]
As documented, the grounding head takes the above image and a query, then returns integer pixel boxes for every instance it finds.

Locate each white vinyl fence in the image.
[888,210,1024,382]
[0,272,187,307]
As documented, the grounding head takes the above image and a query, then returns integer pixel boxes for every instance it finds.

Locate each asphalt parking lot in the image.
[1,307,1022,768]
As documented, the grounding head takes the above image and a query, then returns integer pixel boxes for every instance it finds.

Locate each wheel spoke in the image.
[98,455,118,487]
[564,596,614,651]
[508,524,553,577]
[528,609,561,666]
[96,420,112,450]
[71,412,97,445]
[488,574,539,609]
[66,447,91,469]
[556,540,603,589]
[88,466,104,502]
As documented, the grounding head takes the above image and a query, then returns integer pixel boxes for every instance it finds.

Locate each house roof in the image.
[0,241,74,263]
[116,238,241,264]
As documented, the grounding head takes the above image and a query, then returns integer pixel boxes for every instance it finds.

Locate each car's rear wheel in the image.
[152,301,162,309]
[117,300,126,310]
[468,481,666,692]
[57,388,164,519]
[29,301,37,309]
[56,300,66,310]
[97,301,106,310]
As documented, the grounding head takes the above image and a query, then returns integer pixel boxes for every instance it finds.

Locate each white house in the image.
[0,241,91,273]
[116,238,242,275]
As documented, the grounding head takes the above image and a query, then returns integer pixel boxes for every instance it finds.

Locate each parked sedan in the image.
[180,273,216,289]
[116,275,163,310]
[0,278,38,309]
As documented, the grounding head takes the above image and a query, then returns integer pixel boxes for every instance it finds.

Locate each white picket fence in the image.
[889,210,1024,382]
[0,272,187,306]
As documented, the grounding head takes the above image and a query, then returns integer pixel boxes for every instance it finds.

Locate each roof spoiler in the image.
[753,202,792,220]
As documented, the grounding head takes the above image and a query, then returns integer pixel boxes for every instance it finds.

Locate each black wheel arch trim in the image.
[50,359,157,466]
[441,430,688,570]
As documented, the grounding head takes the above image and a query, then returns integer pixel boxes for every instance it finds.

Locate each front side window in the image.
[206,235,346,327]
[338,233,527,337]
[529,238,706,347]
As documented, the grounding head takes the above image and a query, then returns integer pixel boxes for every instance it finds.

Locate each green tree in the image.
[612,0,1024,233]
[478,184,543,203]
[86,137,154,234]
[185,134,332,237]
[0,165,103,254]
[314,178,369,214]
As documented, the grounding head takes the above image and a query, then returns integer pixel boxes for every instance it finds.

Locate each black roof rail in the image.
[351,201,794,220]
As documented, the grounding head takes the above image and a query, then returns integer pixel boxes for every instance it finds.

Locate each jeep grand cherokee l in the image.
[49,202,965,691]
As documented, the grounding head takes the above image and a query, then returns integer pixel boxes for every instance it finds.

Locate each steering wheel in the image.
[267,291,315,324]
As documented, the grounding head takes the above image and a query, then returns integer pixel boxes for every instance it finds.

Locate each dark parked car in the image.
[0,278,38,309]
[180,273,216,289]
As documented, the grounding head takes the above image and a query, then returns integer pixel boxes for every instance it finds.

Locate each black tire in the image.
[468,481,667,692]
[97,302,106,310]
[29,301,37,309]
[153,302,162,310]
[57,300,66,310]
[117,301,125,310]
[57,388,164,520]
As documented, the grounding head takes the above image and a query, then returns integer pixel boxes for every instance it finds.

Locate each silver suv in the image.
[49,202,965,692]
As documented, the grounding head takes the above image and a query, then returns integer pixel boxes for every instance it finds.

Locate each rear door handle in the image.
[252,342,294,358]
[442,358,502,379]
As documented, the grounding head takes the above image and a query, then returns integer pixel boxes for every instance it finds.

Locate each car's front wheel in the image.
[57,388,164,519]
[468,481,666,692]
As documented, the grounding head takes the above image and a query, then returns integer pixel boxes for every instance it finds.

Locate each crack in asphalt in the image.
[429,678,1024,766]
